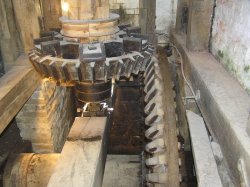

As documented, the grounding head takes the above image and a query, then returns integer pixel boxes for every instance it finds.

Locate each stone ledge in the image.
[172,33,250,184]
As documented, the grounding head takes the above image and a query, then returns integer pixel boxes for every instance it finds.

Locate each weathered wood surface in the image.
[0,61,40,134]
[48,117,108,187]
[175,0,189,33]
[12,0,41,53]
[0,0,23,69]
[41,0,61,31]
[186,110,223,187]
[186,0,214,51]
[158,48,180,186]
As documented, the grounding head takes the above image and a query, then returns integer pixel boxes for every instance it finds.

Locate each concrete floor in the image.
[103,155,141,187]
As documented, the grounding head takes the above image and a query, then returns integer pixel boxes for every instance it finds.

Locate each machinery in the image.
[29,0,154,113]
[3,1,179,186]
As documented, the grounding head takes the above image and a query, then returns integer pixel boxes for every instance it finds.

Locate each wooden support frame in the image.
[0,60,40,135]
[175,0,189,34]
[186,0,214,51]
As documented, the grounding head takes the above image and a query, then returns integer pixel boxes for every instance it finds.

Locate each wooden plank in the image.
[67,117,107,141]
[41,0,61,31]
[186,0,214,51]
[48,117,108,187]
[0,64,40,134]
[158,48,180,186]
[186,110,223,187]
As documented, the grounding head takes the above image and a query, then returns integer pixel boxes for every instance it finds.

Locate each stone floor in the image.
[103,155,141,187]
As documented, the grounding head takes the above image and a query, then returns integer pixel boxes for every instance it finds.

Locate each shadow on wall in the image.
[0,49,4,76]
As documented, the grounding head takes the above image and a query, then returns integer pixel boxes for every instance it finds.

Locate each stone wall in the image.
[109,0,140,26]
[211,0,250,93]
[16,79,75,153]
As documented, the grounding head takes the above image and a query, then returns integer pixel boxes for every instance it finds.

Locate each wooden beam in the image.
[186,0,214,51]
[48,117,108,187]
[175,0,189,33]
[159,48,180,186]
[0,61,40,134]
[12,0,41,53]
[41,0,61,31]
[0,0,23,69]
[186,110,223,186]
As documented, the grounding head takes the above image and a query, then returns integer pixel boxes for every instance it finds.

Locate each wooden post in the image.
[0,0,23,69]
[175,0,189,33]
[139,0,156,42]
[186,0,214,51]
[41,0,61,31]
